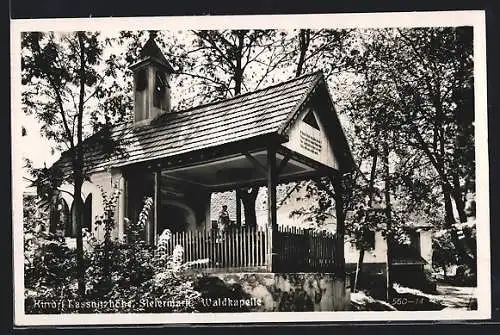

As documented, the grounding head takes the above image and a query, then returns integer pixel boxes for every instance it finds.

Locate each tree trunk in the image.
[295,29,310,77]
[382,141,393,301]
[73,174,85,296]
[236,192,242,227]
[75,32,86,297]
[332,172,347,311]
[354,248,365,292]
[237,187,259,229]
[442,183,456,229]
[103,203,113,291]
[354,147,378,292]
[234,31,244,95]
[451,172,468,223]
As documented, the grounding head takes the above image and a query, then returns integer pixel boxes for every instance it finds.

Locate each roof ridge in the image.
[155,71,323,120]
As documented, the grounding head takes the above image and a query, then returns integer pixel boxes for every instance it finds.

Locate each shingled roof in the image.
[53,71,324,174]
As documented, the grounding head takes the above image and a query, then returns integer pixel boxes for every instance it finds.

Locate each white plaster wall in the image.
[282,108,339,170]
[419,230,433,270]
[344,232,387,265]
[58,169,125,243]
[91,169,125,241]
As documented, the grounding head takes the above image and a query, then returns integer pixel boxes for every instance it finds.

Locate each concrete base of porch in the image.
[193,272,351,312]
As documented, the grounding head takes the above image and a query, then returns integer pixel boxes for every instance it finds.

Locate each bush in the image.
[24,192,202,313]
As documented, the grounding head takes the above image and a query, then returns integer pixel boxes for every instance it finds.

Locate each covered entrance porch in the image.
[121,133,346,274]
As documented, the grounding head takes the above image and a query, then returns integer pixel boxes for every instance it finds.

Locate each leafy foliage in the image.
[24,193,202,313]
[285,27,476,277]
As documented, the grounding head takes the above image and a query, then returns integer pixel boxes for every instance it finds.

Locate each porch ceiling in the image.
[161,149,316,191]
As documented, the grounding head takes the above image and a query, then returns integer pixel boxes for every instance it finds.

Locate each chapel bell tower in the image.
[129,31,174,125]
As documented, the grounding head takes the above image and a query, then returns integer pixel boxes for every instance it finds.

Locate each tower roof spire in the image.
[129,31,174,73]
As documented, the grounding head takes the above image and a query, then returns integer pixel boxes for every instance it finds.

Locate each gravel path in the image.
[434,285,477,310]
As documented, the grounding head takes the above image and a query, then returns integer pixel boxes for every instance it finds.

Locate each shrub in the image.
[24,191,202,313]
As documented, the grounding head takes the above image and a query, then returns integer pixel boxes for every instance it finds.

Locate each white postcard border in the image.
[11,10,490,326]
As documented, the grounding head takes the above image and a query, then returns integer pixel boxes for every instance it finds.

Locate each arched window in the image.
[83,194,93,233]
[135,68,147,91]
[153,71,167,108]
[58,198,70,235]
[67,195,92,237]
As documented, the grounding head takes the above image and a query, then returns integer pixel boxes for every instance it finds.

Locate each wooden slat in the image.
[172,232,177,258]
[166,232,172,256]
[183,231,187,262]
[199,230,203,268]
[244,228,249,267]
[257,230,261,266]
[263,227,268,266]
[231,229,235,267]
[152,224,338,272]
[192,230,196,268]
[189,230,193,262]
[203,230,208,268]
[191,230,194,265]
[205,230,210,268]
[213,231,218,267]
[185,230,190,262]
[249,227,254,267]
[222,231,227,267]
[241,229,245,267]
[247,228,252,267]
[197,230,201,264]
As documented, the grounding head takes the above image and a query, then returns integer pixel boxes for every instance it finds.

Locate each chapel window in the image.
[153,71,167,108]
[303,110,320,130]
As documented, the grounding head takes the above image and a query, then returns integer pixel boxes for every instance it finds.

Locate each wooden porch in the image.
[164,225,336,273]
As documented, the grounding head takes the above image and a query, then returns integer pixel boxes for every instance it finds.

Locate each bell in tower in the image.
[129,31,174,125]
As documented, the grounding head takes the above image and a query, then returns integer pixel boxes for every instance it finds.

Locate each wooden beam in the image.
[276,150,293,176]
[276,145,330,174]
[207,168,327,193]
[118,132,286,173]
[161,173,209,190]
[243,152,268,174]
[267,145,278,272]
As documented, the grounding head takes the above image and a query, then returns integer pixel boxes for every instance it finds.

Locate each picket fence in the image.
[164,225,336,272]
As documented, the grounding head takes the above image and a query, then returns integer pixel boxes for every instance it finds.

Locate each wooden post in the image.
[267,145,278,272]
[332,171,347,310]
[153,169,161,246]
